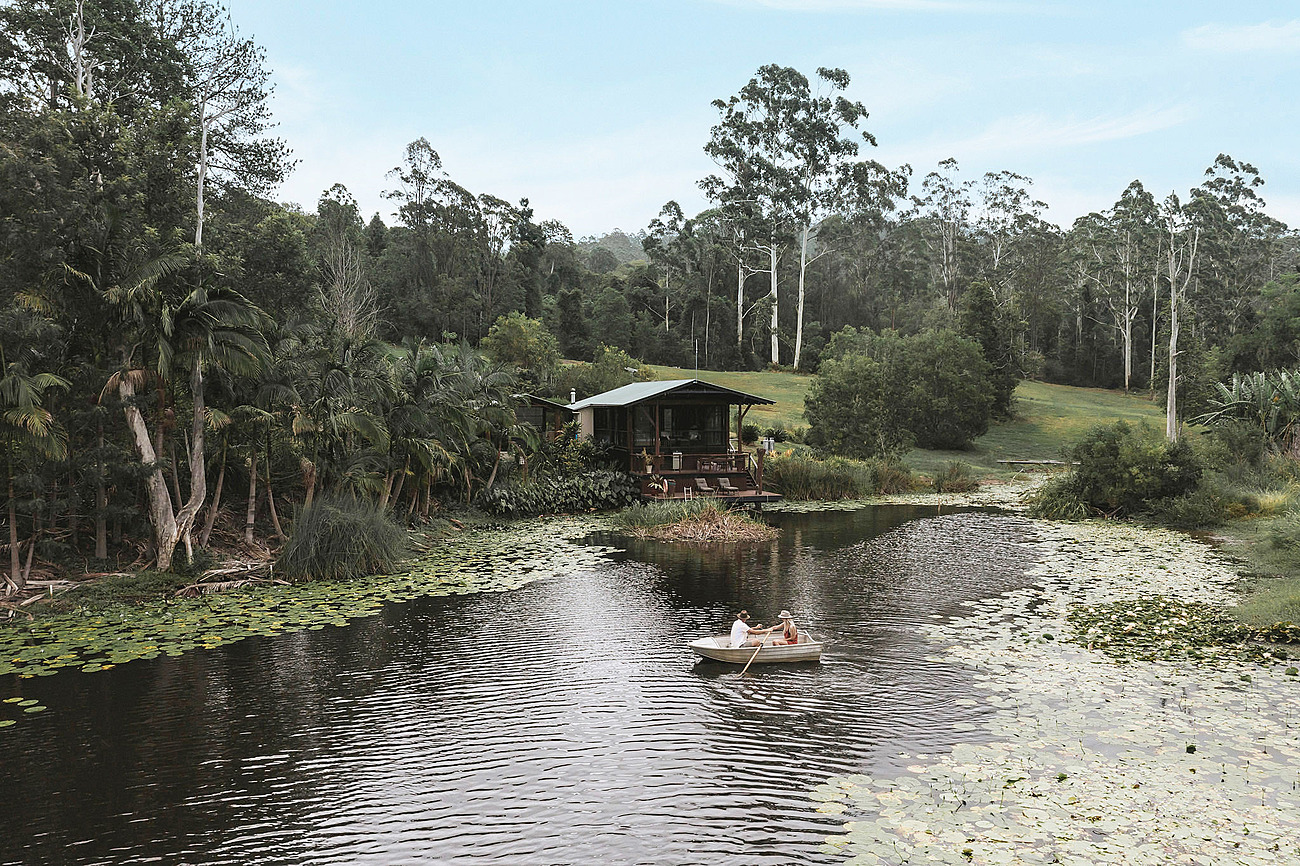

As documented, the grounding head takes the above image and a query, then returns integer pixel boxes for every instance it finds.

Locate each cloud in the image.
[1182,20,1300,53]
[901,106,1194,166]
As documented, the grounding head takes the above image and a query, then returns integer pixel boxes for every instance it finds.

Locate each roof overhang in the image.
[568,379,774,411]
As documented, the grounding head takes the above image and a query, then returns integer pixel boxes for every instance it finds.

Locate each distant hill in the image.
[576,229,648,272]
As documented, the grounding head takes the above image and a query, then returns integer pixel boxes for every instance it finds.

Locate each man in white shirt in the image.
[730,610,768,648]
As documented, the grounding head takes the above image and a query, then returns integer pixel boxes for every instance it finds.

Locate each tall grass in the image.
[764,454,916,500]
[612,500,774,541]
[612,498,716,531]
[931,461,980,493]
[277,494,407,581]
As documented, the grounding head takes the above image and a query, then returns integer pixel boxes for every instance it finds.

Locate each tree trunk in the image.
[7,466,20,593]
[736,259,745,349]
[119,372,179,570]
[264,455,285,541]
[1166,279,1179,442]
[389,457,410,511]
[794,224,809,370]
[301,457,316,509]
[174,355,207,565]
[200,439,227,548]
[768,242,779,365]
[244,453,258,547]
[196,101,208,250]
[94,420,108,559]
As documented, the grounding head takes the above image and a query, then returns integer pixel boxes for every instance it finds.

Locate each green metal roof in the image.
[567,379,774,410]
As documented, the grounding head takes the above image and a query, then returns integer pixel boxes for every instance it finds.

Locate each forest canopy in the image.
[1,0,1297,586]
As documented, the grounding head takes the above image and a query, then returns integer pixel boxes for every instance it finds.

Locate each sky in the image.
[229,0,1300,238]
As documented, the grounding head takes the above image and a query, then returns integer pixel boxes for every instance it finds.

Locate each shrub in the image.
[278,494,407,581]
[762,425,788,443]
[805,328,994,458]
[1028,474,1090,520]
[741,424,760,445]
[1029,421,1201,519]
[931,461,980,493]
[478,470,639,516]
[1144,489,1231,530]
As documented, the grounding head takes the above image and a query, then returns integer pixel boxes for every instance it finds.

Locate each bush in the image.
[741,424,760,445]
[1028,421,1202,519]
[805,328,994,458]
[931,461,980,493]
[1144,489,1231,530]
[478,470,639,516]
[762,425,788,443]
[278,495,407,581]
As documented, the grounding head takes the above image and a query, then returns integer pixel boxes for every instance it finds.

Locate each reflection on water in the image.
[0,506,1037,865]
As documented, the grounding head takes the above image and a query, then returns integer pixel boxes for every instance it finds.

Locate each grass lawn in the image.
[647,364,814,431]
[648,365,1167,478]
[905,381,1168,478]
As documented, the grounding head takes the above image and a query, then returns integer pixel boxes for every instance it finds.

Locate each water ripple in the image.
[0,506,1039,865]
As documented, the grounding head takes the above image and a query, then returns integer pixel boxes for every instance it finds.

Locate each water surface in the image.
[0,505,1038,865]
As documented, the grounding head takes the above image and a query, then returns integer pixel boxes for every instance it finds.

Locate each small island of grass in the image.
[613,501,778,542]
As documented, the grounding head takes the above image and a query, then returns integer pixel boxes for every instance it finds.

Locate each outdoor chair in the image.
[717,477,738,493]
[694,477,716,495]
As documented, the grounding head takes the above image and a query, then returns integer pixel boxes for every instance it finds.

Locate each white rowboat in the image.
[688,632,823,664]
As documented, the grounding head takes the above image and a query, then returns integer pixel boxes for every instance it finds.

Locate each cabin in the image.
[567,379,782,503]
[515,394,575,443]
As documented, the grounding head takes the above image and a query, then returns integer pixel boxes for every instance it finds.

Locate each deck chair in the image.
[694,477,716,495]
[717,477,739,493]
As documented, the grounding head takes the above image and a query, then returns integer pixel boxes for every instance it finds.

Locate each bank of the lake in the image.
[816,515,1300,865]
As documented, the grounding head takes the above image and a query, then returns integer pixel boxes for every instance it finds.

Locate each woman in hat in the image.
[772,610,799,646]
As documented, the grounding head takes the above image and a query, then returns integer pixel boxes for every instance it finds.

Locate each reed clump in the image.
[764,454,917,500]
[277,494,407,581]
[613,500,777,542]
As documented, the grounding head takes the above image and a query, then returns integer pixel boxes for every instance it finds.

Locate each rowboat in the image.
[688,632,823,664]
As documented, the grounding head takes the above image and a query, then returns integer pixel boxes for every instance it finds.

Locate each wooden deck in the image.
[643,490,783,505]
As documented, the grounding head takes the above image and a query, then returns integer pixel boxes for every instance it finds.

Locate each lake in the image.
[0,505,1038,865]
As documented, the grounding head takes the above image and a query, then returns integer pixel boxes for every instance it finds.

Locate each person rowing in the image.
[730,610,776,648]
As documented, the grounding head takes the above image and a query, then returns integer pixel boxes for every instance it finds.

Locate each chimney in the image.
[570,389,577,404]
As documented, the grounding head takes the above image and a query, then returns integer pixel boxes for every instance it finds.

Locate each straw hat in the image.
[736,610,750,621]
[778,610,794,620]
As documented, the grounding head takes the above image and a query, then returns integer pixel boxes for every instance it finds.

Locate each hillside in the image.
[647,365,1167,476]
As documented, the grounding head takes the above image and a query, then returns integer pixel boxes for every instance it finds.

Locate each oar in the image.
[739,628,774,676]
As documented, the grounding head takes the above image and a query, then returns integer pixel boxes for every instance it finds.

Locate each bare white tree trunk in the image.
[174,356,207,564]
[1165,227,1199,443]
[736,259,745,349]
[768,241,779,364]
[244,453,258,546]
[794,224,809,370]
[195,100,208,250]
[118,372,180,570]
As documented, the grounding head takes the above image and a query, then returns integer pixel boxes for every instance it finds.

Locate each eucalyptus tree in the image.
[161,0,289,252]
[643,201,693,334]
[702,65,803,364]
[917,158,975,312]
[701,64,896,368]
[1160,192,1201,442]
[1186,155,1287,343]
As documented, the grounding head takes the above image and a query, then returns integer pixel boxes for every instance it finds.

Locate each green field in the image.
[648,366,1167,477]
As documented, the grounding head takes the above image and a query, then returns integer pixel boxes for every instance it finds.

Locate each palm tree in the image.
[1,317,70,592]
